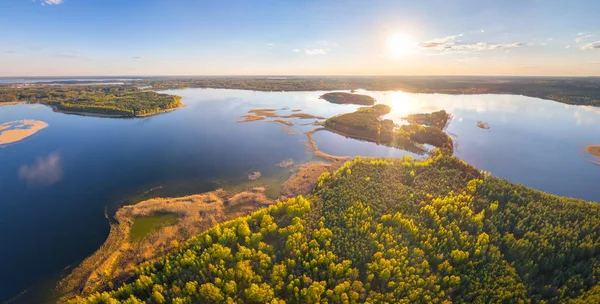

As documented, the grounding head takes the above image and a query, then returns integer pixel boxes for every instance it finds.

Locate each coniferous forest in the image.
[69,152,600,304]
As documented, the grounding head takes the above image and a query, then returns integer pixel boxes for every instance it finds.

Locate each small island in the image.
[320,92,376,105]
[477,121,490,129]
[404,110,450,129]
[0,120,48,145]
[325,105,453,154]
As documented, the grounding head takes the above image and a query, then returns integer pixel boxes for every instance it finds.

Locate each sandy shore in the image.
[0,120,48,145]
[0,101,27,107]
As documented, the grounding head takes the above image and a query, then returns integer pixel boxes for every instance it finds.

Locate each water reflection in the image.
[18,152,63,187]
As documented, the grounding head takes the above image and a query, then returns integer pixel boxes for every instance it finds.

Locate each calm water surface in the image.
[1,88,599,301]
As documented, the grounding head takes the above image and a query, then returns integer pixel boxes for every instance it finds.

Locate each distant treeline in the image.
[137,76,600,107]
[0,86,181,117]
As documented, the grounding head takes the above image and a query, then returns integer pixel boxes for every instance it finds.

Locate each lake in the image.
[1,88,599,302]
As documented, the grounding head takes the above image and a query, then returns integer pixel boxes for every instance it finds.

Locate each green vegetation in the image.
[325,105,453,154]
[130,213,178,242]
[404,110,450,129]
[138,76,600,107]
[69,153,600,303]
[0,85,182,117]
[320,92,376,105]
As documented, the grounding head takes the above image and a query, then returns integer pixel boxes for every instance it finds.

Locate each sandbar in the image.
[0,119,48,145]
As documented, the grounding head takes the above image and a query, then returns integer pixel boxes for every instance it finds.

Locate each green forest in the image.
[325,106,453,154]
[320,92,376,105]
[67,152,600,303]
[0,86,181,117]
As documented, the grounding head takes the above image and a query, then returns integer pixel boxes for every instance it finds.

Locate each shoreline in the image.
[49,103,184,119]
[56,157,344,302]
[0,101,27,107]
[305,128,352,163]
[56,188,274,302]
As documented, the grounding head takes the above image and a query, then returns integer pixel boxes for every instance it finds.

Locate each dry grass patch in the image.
[57,188,275,301]
[237,114,266,123]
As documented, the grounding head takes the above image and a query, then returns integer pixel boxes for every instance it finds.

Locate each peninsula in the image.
[0,85,182,118]
[325,105,453,154]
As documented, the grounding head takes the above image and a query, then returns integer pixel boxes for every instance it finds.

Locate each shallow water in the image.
[1,88,599,302]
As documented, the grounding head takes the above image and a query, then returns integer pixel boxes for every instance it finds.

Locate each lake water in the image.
[1,88,600,302]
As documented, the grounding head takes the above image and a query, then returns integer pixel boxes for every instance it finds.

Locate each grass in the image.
[130,213,178,242]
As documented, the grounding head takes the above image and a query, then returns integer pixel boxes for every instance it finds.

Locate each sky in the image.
[0,0,599,76]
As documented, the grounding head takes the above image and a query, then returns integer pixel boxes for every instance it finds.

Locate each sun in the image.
[387,33,417,58]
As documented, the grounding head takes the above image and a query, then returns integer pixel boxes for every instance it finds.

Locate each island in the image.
[67,153,600,303]
[0,120,48,145]
[403,110,450,129]
[0,85,182,118]
[319,92,376,105]
[477,121,491,129]
[325,105,453,154]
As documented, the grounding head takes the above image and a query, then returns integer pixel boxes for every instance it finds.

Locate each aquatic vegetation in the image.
[0,119,48,145]
[69,154,600,303]
[281,113,326,119]
[586,144,600,157]
[236,114,266,122]
[276,159,295,168]
[248,109,279,117]
[130,213,178,242]
[247,171,261,180]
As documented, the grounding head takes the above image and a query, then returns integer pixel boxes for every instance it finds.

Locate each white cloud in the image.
[18,152,63,187]
[590,61,600,64]
[418,35,462,50]
[575,34,594,43]
[565,45,571,49]
[305,49,328,55]
[581,41,600,50]
[578,32,585,36]
[41,0,64,5]
[480,29,485,33]
[292,49,300,52]
[418,34,522,52]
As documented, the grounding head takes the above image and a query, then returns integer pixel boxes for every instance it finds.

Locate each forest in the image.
[136,76,600,107]
[319,92,376,105]
[325,105,453,154]
[0,85,182,117]
[67,152,600,303]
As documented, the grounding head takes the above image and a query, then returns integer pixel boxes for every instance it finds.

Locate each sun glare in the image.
[387,33,417,59]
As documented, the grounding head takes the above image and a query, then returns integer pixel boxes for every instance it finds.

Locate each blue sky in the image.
[1,0,599,76]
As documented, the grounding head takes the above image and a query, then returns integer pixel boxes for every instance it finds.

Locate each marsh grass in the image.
[129,213,178,242]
